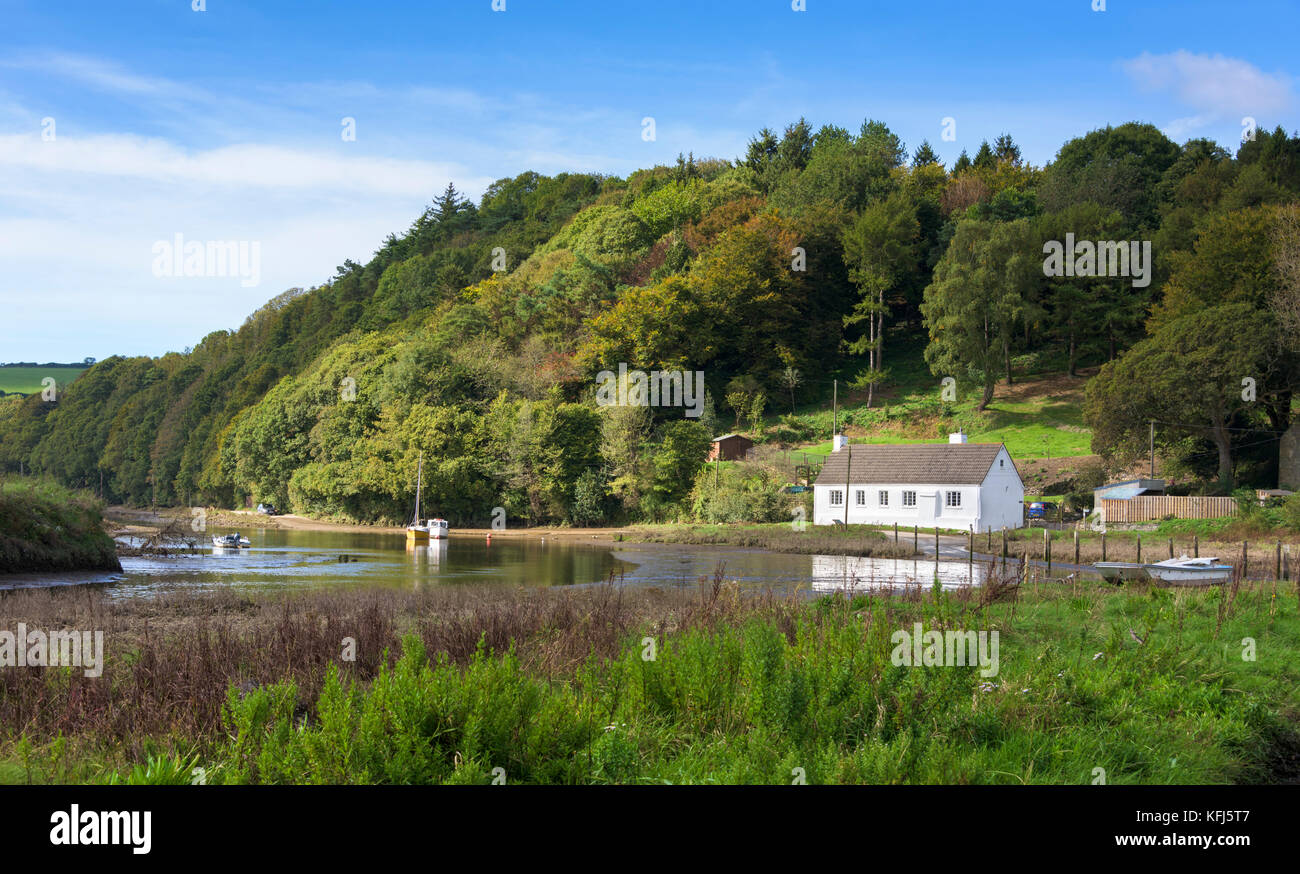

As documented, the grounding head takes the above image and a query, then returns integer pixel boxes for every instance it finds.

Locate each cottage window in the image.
[878,490,888,506]
[830,490,843,506]
[902,490,916,507]
[855,490,866,506]
[945,490,962,508]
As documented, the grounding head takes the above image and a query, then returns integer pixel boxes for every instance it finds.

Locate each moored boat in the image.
[1094,555,1232,586]
[405,454,452,542]
[1094,561,1147,583]
[212,533,251,549]
[1143,555,1232,586]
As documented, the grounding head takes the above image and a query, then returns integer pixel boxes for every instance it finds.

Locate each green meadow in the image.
[0,366,86,396]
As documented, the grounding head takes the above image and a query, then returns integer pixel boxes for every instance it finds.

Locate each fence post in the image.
[913,525,918,553]
[1168,538,1173,559]
[1074,529,1079,565]
[1194,535,1198,558]
[894,522,898,543]
[1242,541,1248,579]
[1136,535,1141,564]
[1101,532,1107,562]
[968,528,974,582]
[1044,528,1051,574]
[1276,541,1282,582]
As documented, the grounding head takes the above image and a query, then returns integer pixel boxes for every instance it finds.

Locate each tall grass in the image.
[3,572,1298,785]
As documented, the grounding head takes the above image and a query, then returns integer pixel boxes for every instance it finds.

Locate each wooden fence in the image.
[1099,495,1238,523]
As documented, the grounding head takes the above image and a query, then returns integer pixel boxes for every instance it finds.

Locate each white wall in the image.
[814,482,978,529]
[977,446,1024,532]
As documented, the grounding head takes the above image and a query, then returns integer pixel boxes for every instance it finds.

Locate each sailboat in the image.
[406,453,449,543]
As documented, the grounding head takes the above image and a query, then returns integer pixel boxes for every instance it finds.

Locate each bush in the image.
[689,463,790,523]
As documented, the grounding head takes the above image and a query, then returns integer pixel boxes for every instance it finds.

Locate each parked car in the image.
[1026,501,1057,520]
[256,503,280,516]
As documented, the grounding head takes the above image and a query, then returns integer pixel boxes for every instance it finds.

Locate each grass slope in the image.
[0,477,121,573]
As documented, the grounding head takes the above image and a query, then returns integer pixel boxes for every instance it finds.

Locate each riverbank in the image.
[0,478,121,574]
[104,507,935,557]
[2,573,1297,784]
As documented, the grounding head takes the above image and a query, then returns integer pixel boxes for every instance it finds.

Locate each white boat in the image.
[1094,555,1232,586]
[1094,561,1148,583]
[408,518,450,541]
[212,533,251,549]
[406,454,451,543]
[1143,555,1233,586]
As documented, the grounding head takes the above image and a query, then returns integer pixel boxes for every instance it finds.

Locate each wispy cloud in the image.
[0,133,481,196]
[1121,50,1294,135]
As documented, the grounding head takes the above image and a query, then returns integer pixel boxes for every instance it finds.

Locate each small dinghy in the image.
[212,533,251,549]
[1094,561,1148,584]
[1143,555,1232,586]
[1094,555,1232,586]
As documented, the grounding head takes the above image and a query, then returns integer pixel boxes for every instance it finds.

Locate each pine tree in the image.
[912,140,940,167]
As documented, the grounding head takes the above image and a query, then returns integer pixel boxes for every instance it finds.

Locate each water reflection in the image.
[0,526,988,601]
[808,554,988,593]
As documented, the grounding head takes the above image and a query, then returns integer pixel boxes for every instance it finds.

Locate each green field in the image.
[0,366,86,395]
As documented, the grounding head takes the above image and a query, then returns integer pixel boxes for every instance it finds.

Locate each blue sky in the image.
[1,0,1297,361]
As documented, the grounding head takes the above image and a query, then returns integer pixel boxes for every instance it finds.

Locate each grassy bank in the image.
[0,477,121,574]
[996,524,1300,575]
[622,522,924,558]
[2,572,1298,784]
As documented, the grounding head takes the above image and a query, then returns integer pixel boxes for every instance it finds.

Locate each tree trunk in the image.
[1211,423,1233,491]
[1003,338,1012,386]
[978,379,994,412]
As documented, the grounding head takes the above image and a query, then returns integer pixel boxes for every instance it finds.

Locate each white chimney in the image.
[948,432,967,444]
[833,434,848,452]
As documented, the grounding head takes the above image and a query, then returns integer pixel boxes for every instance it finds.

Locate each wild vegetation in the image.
[0,476,120,574]
[1,121,1297,525]
[2,574,1297,784]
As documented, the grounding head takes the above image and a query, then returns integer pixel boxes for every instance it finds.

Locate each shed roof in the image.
[814,443,1009,486]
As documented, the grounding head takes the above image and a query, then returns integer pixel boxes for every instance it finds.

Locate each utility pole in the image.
[1149,420,1155,478]
[843,444,851,526]
[832,379,838,438]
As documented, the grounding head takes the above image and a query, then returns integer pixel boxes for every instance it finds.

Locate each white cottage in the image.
[812,435,1024,533]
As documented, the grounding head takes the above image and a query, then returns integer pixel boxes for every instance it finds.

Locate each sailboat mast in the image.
[414,452,423,524]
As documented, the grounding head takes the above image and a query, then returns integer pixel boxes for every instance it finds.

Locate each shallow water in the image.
[0,526,991,600]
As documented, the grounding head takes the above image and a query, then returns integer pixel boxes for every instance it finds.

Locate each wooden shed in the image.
[708,433,754,462]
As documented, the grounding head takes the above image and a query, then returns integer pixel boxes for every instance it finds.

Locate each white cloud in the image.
[0,133,483,196]
[1122,50,1294,121]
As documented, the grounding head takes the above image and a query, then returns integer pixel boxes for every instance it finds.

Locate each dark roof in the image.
[712,433,752,443]
[814,443,1010,486]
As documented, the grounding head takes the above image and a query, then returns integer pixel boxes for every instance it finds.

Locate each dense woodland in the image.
[2,119,1298,524]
